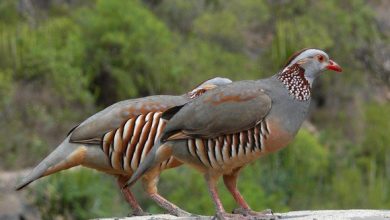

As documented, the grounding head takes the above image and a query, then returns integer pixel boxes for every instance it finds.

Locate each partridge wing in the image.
[161,81,272,141]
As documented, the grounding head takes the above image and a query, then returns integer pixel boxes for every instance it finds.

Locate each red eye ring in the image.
[318,55,324,62]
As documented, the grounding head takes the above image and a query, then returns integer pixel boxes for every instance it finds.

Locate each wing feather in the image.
[161,81,272,141]
[69,96,187,144]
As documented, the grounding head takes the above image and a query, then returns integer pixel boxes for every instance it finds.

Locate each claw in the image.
[173,210,192,217]
[127,210,151,217]
[215,211,248,220]
[232,208,277,219]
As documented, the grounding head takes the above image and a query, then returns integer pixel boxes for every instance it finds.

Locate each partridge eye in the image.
[318,55,324,62]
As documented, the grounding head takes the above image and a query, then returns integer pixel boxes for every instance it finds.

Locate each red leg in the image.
[117,175,148,216]
[142,171,191,217]
[148,193,191,217]
[223,171,275,219]
[223,172,250,209]
[205,173,247,220]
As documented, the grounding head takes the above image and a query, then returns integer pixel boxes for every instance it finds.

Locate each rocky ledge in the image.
[95,210,390,220]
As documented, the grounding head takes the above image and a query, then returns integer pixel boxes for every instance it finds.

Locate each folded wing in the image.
[69,95,188,144]
[161,81,272,141]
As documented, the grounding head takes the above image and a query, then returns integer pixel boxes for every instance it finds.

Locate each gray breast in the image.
[256,77,311,136]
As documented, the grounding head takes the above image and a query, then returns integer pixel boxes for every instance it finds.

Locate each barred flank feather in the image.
[101,112,174,173]
[185,120,270,169]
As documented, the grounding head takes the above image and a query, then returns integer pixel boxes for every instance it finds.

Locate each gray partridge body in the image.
[129,49,342,219]
[16,77,232,217]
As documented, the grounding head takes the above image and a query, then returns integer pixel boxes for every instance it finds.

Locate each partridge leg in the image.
[223,171,276,219]
[117,175,148,216]
[205,173,246,220]
[142,171,192,217]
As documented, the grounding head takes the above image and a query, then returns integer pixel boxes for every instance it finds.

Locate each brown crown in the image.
[282,48,312,68]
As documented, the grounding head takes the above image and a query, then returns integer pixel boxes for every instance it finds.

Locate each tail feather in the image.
[125,141,171,188]
[16,137,86,190]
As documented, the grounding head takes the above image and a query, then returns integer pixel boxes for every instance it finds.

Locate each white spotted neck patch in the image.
[277,64,311,101]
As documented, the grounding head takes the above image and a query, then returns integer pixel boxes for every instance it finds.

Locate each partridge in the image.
[16,77,232,216]
[128,49,342,219]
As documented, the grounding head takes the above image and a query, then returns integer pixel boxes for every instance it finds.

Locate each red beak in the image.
[326,59,342,72]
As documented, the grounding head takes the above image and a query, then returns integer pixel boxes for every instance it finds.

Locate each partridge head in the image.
[282,48,342,82]
[277,48,342,101]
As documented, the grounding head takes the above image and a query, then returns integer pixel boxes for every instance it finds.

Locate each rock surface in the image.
[95,210,390,220]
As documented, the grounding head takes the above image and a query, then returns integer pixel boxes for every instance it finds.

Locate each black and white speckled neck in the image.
[277,64,311,101]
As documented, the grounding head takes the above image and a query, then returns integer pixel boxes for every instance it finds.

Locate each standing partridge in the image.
[16,77,232,216]
[127,49,342,219]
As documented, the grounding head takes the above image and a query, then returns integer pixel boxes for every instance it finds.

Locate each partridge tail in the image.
[126,141,172,188]
[16,137,87,190]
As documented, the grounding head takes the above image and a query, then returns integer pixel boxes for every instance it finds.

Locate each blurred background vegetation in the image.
[0,0,389,219]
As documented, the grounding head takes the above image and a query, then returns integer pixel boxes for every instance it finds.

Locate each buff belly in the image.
[170,117,294,175]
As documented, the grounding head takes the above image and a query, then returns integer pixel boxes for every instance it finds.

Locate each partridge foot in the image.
[127,210,151,216]
[233,208,277,220]
[167,207,196,217]
[169,208,193,217]
[215,211,248,220]
[171,210,196,217]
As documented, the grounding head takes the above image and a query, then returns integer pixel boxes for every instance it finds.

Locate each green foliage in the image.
[0,0,388,218]
[256,130,329,210]
[271,18,333,69]
[0,69,13,107]
[193,0,269,52]
[363,103,390,159]
[0,14,94,169]
[269,0,379,71]
[359,103,390,207]
[15,18,90,103]
[32,169,128,219]
[77,0,178,104]
[194,11,243,51]
[159,168,215,214]
[153,0,204,33]
[324,103,390,209]
[0,0,19,25]
[174,38,261,86]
